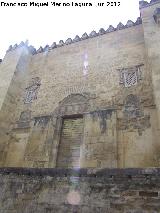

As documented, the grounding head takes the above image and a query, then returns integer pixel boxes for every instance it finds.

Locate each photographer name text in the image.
[0,1,121,7]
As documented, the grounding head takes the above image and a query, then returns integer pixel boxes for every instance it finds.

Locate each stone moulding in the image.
[0,167,160,177]
[5,17,142,56]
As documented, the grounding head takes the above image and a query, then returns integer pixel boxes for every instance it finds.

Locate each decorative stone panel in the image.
[34,115,51,127]
[17,110,31,128]
[24,77,41,104]
[118,94,151,135]
[123,94,142,118]
[12,110,31,129]
[118,65,143,88]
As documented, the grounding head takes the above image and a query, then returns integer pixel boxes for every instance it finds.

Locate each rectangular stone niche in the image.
[56,115,84,168]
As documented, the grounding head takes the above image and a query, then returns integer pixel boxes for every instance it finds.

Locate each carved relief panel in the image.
[24,77,41,104]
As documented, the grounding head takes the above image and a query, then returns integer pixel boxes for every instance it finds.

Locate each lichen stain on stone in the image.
[90,109,113,133]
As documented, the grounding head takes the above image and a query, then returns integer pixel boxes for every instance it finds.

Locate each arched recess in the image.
[49,93,90,168]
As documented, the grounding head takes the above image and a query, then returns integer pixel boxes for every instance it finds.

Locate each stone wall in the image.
[0,0,160,168]
[0,168,160,213]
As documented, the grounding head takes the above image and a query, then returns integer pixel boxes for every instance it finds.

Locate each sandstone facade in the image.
[0,0,160,169]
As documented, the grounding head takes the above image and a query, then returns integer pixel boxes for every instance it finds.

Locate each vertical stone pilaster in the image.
[140,1,160,128]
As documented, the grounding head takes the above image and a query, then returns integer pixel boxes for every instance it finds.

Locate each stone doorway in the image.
[56,115,84,168]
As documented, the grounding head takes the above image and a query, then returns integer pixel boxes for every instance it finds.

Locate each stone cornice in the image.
[5,17,142,56]
[139,0,160,9]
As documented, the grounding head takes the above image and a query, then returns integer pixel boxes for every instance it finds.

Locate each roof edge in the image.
[5,17,142,56]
